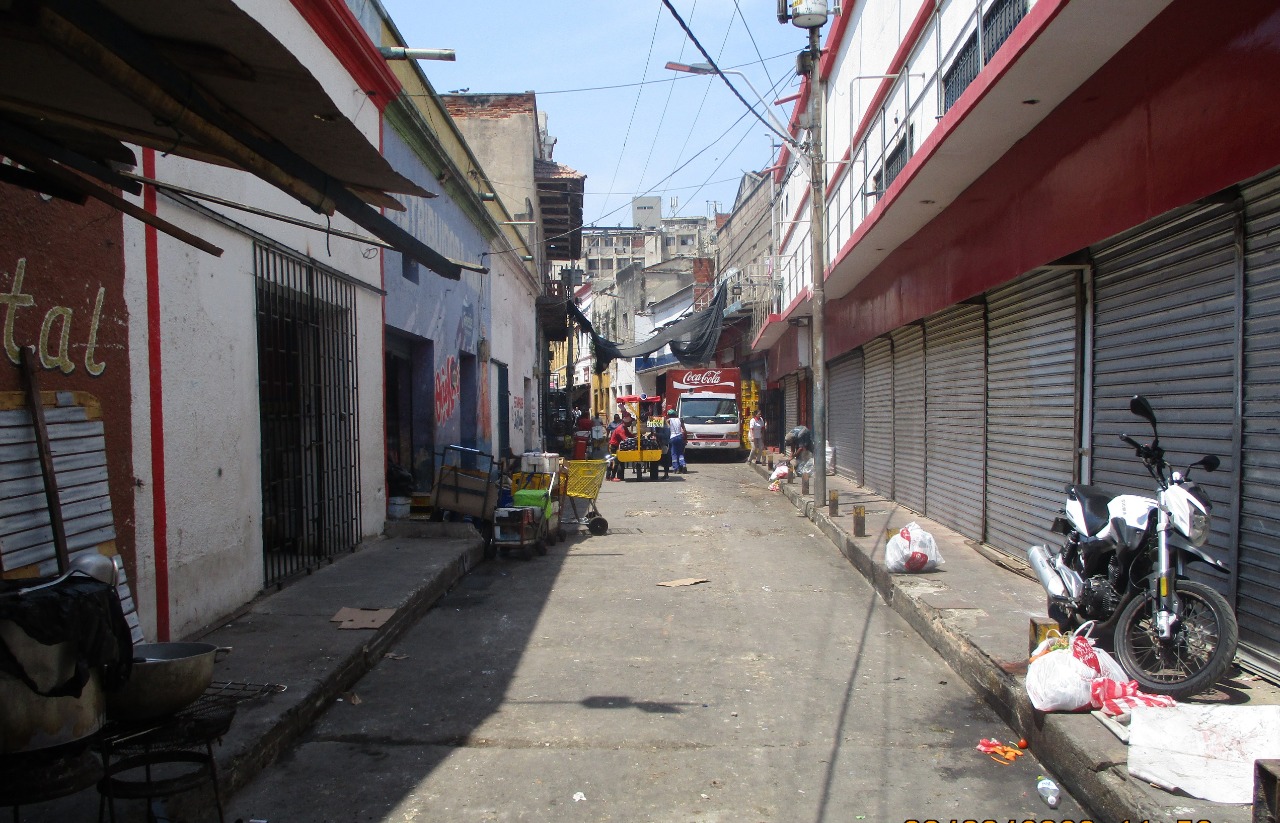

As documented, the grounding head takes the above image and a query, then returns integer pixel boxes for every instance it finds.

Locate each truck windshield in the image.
[680,398,738,422]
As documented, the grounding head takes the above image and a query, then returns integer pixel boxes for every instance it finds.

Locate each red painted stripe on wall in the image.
[142,148,169,642]
[288,0,399,111]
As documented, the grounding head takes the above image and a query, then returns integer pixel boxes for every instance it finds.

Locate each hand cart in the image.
[564,459,609,535]
[495,465,566,559]
[430,446,499,539]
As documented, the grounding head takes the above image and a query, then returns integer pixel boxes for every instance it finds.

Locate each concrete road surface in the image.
[230,462,1087,822]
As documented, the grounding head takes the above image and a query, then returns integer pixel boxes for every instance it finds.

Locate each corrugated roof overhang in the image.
[0,0,465,279]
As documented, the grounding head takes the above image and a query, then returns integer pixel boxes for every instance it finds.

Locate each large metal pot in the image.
[105,642,230,722]
[0,619,105,754]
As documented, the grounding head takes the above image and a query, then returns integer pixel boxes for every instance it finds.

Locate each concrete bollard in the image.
[801,473,809,495]
[853,505,866,537]
[767,453,774,470]
[828,491,838,517]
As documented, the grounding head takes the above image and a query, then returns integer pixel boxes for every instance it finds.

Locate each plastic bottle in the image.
[1036,776,1060,809]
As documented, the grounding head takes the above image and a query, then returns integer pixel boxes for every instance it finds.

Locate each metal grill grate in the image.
[942,0,1028,113]
[255,244,363,589]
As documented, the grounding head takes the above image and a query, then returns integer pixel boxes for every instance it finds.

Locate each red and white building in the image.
[758,0,1280,676]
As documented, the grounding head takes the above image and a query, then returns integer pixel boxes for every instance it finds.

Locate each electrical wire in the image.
[659,0,799,148]
[594,3,666,224]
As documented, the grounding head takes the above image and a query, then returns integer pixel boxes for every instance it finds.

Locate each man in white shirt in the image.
[666,409,687,474]
[747,409,765,465]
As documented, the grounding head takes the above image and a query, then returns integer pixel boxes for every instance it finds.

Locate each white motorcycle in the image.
[1027,395,1238,699]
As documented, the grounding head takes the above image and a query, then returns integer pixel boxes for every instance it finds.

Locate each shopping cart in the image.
[564,459,609,535]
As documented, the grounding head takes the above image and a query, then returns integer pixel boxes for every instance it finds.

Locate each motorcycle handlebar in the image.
[1119,433,1143,451]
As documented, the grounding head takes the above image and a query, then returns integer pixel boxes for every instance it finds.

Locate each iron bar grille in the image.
[254,244,362,589]
[942,0,1028,113]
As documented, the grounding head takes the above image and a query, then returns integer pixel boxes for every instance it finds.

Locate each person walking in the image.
[666,408,687,474]
[747,409,765,465]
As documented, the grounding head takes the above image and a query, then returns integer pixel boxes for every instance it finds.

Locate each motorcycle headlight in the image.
[1188,508,1211,547]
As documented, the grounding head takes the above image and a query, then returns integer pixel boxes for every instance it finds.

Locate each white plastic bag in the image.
[1024,622,1126,712]
[884,522,943,573]
[769,464,791,481]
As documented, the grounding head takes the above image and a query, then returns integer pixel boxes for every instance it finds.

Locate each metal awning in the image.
[0,0,465,279]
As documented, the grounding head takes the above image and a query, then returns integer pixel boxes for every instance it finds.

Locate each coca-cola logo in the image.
[682,370,723,386]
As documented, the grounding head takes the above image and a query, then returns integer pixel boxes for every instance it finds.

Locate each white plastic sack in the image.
[1024,622,1126,712]
[769,464,791,481]
[884,522,943,573]
[1128,704,1280,803]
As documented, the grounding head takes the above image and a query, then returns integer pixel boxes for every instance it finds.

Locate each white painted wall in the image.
[488,255,540,454]
[121,0,387,639]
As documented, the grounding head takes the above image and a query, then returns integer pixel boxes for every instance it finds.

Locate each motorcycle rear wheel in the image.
[1113,580,1238,700]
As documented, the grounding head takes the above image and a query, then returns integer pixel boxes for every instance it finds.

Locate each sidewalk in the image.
[756,459,1277,823]
[20,521,487,822]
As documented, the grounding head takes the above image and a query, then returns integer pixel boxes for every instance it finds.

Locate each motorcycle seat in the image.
[1067,484,1114,535]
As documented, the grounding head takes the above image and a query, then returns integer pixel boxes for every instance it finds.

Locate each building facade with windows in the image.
[754,0,1280,677]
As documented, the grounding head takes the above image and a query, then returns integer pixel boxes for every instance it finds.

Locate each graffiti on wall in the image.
[2,257,108,375]
[512,395,525,432]
[434,355,459,426]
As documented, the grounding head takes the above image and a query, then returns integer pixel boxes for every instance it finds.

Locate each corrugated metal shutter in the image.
[783,374,799,433]
[925,303,986,540]
[1090,199,1240,587]
[891,324,926,513]
[828,352,864,483]
[1239,171,1280,676]
[863,338,894,497]
[986,268,1081,556]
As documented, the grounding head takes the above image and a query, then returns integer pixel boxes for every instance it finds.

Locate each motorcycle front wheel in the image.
[1113,580,1238,700]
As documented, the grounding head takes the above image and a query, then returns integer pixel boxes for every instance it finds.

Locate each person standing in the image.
[747,409,765,465]
[607,420,629,481]
[666,408,687,474]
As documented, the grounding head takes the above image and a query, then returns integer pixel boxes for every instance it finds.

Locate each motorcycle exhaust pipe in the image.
[1027,544,1068,598]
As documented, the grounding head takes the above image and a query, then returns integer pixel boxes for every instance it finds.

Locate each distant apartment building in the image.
[579,199,718,282]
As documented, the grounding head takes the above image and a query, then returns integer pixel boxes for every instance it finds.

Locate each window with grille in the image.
[942,0,1028,113]
[873,125,914,197]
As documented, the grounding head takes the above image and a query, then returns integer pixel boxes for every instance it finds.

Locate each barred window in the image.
[942,0,1028,113]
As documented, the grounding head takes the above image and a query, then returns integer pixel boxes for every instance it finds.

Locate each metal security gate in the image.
[985,268,1082,557]
[255,244,363,589]
[1090,199,1240,586]
[1242,169,1280,677]
[891,324,926,513]
[827,352,864,483]
[863,337,894,497]
[783,374,799,434]
[924,303,986,540]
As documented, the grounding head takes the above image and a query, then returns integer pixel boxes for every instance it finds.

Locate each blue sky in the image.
[379,1,810,228]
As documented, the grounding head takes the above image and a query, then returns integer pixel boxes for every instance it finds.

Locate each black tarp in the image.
[569,285,728,373]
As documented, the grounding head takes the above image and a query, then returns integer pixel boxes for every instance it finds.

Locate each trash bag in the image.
[769,464,791,482]
[884,522,943,573]
[1024,621,1126,712]
[797,457,815,476]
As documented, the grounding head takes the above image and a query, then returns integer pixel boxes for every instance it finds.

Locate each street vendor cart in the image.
[494,457,566,559]
[612,395,668,481]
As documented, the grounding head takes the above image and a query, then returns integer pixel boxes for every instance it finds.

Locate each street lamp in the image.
[664,62,794,139]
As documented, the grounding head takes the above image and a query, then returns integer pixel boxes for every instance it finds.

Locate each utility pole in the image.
[807,25,827,502]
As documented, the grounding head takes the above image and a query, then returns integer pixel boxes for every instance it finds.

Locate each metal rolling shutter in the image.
[891,324,926,513]
[1090,199,1240,588]
[783,374,799,433]
[863,338,894,497]
[985,268,1082,557]
[828,352,864,483]
[925,304,986,540]
[1239,171,1280,677]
